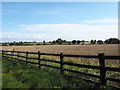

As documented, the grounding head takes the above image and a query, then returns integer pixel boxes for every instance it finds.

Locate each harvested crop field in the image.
[1,44,119,55]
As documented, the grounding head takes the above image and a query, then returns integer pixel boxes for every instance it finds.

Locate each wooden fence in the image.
[0,50,120,89]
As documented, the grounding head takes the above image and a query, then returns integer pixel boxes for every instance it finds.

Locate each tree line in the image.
[1,38,120,46]
[49,38,119,45]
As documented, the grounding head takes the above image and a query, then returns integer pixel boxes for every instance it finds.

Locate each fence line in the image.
[0,50,120,89]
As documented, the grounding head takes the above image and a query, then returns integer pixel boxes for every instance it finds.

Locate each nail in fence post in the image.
[98,53,106,85]
[38,51,41,68]
[26,51,28,65]
[60,52,64,74]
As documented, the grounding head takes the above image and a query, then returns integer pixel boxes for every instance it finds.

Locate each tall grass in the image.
[2,57,111,89]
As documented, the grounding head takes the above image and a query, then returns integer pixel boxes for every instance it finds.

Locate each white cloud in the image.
[18,24,118,32]
[84,19,118,23]
[0,34,2,39]
[1,32,43,42]
[1,20,118,42]
[16,24,118,41]
[34,35,41,39]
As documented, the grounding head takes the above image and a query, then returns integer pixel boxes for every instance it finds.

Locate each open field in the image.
[2,44,119,67]
[1,44,119,55]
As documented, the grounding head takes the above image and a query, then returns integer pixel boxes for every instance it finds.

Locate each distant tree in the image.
[104,38,119,44]
[72,40,76,44]
[104,39,110,44]
[49,41,51,43]
[76,40,81,44]
[19,41,24,45]
[9,43,14,46]
[81,40,85,42]
[67,41,72,45]
[2,43,8,46]
[43,40,46,43]
[52,40,56,44]
[24,41,27,43]
[62,40,66,44]
[34,41,36,43]
[63,40,66,43]
[91,40,93,44]
[94,40,96,44]
[91,40,96,44]
[56,38,63,44]
[97,40,103,44]
[13,41,16,43]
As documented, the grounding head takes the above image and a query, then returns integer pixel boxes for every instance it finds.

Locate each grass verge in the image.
[2,57,111,89]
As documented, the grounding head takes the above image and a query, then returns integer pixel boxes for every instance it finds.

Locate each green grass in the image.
[2,57,111,89]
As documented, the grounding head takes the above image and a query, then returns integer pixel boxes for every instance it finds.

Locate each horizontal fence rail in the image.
[64,62,100,69]
[1,50,120,89]
[105,56,120,59]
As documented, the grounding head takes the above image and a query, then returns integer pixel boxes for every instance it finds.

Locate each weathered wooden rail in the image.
[0,50,120,89]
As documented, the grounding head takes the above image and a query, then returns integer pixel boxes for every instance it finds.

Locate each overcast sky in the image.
[1,2,118,42]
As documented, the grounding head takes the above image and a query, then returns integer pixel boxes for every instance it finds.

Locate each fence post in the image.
[6,50,8,58]
[60,52,64,74]
[98,53,106,85]
[38,51,41,68]
[11,49,14,61]
[2,50,3,56]
[26,51,28,65]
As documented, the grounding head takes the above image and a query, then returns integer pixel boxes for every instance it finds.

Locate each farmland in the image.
[2,44,120,67]
[2,44,119,55]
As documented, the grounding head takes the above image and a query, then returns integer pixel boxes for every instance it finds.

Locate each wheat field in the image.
[2,44,120,67]
[1,44,119,55]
